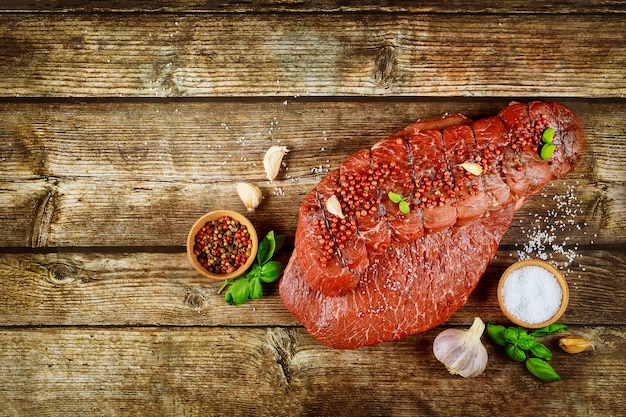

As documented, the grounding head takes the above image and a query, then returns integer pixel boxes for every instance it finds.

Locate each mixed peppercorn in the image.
[312,116,555,268]
[507,114,551,170]
[193,215,253,274]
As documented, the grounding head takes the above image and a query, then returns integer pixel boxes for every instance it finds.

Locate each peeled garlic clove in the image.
[433,317,488,378]
[264,145,289,183]
[559,336,594,354]
[459,161,483,176]
[325,194,345,219]
[234,182,263,212]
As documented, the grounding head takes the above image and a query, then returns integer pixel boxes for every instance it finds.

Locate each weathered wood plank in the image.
[0,4,622,417]
[0,325,623,416]
[0,248,623,326]
[1,100,623,182]
[3,0,626,13]
[0,179,306,247]
[1,177,623,247]
[1,100,623,247]
[0,14,623,97]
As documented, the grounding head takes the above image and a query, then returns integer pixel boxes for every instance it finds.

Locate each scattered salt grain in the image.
[501,265,563,324]
[517,183,586,275]
[310,165,326,175]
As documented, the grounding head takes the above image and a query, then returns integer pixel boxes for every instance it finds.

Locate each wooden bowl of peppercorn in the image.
[186,210,258,280]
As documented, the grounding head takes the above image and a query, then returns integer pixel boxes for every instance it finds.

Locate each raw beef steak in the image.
[280,203,515,349]
[279,101,585,349]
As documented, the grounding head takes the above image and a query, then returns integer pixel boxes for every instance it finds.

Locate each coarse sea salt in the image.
[501,265,563,325]
[517,182,586,278]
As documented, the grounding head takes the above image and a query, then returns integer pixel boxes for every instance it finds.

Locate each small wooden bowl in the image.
[186,210,258,280]
[497,259,569,329]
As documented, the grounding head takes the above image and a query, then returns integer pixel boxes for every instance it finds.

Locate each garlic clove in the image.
[234,182,263,212]
[325,195,345,219]
[264,145,289,183]
[459,161,483,176]
[433,317,488,378]
[559,336,594,354]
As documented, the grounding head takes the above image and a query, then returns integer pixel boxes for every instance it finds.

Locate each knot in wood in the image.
[184,288,207,310]
[48,263,76,284]
[267,328,297,392]
[374,44,397,88]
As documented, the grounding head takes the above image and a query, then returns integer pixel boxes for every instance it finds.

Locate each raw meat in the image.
[281,203,515,349]
[280,101,585,348]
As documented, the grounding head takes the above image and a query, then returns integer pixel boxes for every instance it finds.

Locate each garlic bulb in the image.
[433,317,488,378]
[234,182,263,212]
[264,145,289,183]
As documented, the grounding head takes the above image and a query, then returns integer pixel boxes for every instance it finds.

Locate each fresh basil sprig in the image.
[487,322,567,382]
[218,230,285,306]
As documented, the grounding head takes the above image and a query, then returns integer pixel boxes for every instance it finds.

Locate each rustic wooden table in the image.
[0,2,624,416]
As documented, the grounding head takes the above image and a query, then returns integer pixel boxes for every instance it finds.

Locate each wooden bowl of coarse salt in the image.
[497,259,569,329]
[187,210,258,280]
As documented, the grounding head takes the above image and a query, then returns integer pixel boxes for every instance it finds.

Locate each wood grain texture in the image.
[0,326,624,417]
[0,4,624,416]
[3,0,626,13]
[0,248,623,327]
[2,175,623,247]
[0,14,624,97]
[1,100,624,247]
[1,100,624,182]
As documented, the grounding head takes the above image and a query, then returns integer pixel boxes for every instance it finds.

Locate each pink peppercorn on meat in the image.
[280,101,585,349]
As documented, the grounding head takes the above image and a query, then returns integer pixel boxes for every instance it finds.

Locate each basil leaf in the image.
[529,323,568,338]
[274,234,287,256]
[540,143,556,160]
[259,261,284,283]
[388,191,403,203]
[504,327,524,345]
[224,278,250,306]
[542,127,555,144]
[399,200,410,214]
[530,342,553,361]
[517,331,538,350]
[526,358,561,382]
[257,231,276,266]
[487,323,507,346]
[246,264,263,279]
[249,278,263,299]
[505,344,527,362]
